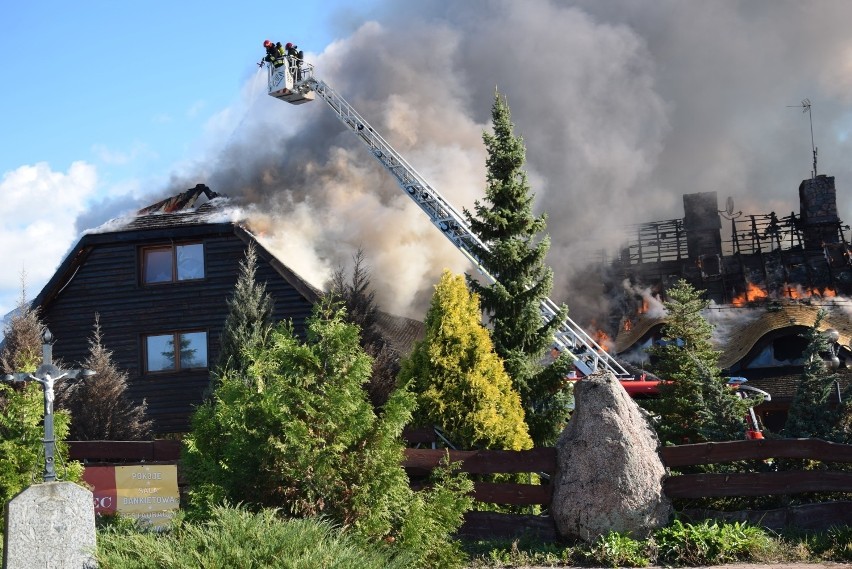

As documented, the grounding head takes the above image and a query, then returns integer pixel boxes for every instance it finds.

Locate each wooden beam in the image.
[403,448,556,475]
[664,471,852,498]
[661,439,852,467]
[680,501,852,532]
[471,482,552,506]
[68,441,155,461]
[458,511,558,541]
[67,440,181,462]
[152,439,182,460]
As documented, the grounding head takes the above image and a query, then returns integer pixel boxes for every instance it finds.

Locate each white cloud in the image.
[0,161,98,317]
[186,100,207,118]
[91,142,157,166]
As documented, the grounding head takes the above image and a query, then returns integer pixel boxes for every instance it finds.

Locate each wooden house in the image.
[32,184,326,433]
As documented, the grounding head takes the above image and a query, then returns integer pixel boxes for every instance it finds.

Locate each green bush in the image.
[796,524,852,563]
[465,536,568,568]
[182,299,472,568]
[0,381,82,557]
[96,505,410,569]
[94,514,847,568]
[0,382,82,506]
[653,518,773,565]
[1,292,82,511]
[583,531,650,567]
[466,520,851,567]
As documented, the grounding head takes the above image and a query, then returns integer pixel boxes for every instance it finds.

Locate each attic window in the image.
[142,243,204,284]
[144,331,208,373]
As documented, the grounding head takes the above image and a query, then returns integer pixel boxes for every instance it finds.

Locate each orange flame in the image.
[623,319,633,332]
[783,285,838,300]
[594,329,611,352]
[731,282,769,307]
[732,282,839,306]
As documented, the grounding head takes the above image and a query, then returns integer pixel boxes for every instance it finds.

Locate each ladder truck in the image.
[263,54,634,379]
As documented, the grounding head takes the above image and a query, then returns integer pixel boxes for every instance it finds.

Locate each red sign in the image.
[82,466,118,514]
[82,464,179,529]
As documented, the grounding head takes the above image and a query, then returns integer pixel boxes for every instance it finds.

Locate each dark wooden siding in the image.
[40,226,318,433]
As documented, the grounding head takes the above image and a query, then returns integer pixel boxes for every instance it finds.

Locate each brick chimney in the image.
[683,192,722,259]
[798,174,839,249]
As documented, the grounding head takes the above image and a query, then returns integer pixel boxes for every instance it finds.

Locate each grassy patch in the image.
[92,507,852,568]
[466,519,852,567]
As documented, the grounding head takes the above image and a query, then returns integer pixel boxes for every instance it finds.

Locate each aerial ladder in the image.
[263,55,632,378]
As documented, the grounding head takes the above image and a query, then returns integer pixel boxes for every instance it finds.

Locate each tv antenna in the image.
[788,98,817,178]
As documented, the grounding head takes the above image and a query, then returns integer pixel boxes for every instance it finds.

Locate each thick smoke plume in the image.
[146,1,852,323]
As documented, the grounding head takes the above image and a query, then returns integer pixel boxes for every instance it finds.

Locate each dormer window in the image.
[142,243,205,284]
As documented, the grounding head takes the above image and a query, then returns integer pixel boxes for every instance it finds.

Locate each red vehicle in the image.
[620,375,663,398]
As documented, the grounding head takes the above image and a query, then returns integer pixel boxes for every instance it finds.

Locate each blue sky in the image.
[0,1,375,317]
[4,1,852,330]
[1,1,371,179]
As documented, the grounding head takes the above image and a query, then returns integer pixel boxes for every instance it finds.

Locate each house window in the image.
[142,243,204,284]
[145,331,208,373]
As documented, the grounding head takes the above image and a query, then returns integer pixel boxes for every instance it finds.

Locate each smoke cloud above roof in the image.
[134,0,852,321]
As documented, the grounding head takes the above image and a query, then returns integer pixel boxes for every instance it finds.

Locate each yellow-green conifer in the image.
[401,271,532,451]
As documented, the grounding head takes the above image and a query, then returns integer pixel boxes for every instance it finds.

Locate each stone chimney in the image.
[683,192,722,259]
[799,174,839,249]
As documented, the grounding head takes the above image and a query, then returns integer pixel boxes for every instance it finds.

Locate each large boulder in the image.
[551,371,672,542]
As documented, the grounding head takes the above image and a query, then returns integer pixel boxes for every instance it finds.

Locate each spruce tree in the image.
[645,279,748,444]
[399,271,533,451]
[217,243,274,377]
[61,314,152,440]
[331,249,381,348]
[0,287,44,375]
[330,249,400,408]
[783,311,840,440]
[464,92,572,446]
[184,298,472,568]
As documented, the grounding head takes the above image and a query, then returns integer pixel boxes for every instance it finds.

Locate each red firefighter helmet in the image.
[285,42,293,49]
[263,39,272,48]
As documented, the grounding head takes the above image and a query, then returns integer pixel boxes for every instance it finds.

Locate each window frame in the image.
[140,242,206,285]
[143,330,209,374]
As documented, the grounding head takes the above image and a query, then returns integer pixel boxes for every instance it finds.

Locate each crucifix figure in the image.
[2,328,95,483]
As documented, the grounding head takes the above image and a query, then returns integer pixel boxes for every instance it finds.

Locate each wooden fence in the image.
[403,447,559,539]
[402,438,852,538]
[68,438,852,539]
[660,438,852,531]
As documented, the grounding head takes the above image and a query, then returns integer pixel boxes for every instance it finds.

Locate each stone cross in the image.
[2,328,94,483]
[3,329,99,568]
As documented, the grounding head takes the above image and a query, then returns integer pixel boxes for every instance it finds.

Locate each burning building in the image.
[610,174,852,432]
[31,185,424,433]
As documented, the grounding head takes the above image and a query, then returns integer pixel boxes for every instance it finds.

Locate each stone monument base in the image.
[3,481,96,569]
